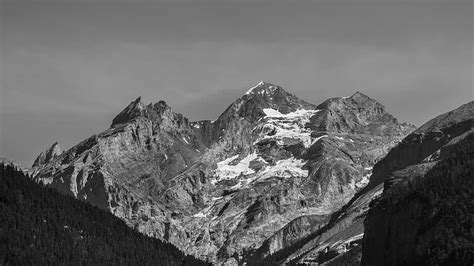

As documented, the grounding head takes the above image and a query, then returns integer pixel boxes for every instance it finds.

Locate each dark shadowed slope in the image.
[361,101,474,266]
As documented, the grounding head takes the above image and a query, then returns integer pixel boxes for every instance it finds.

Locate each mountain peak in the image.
[344,91,384,110]
[310,91,415,135]
[32,141,62,168]
[110,97,189,130]
[111,97,173,127]
[111,97,146,126]
[217,82,316,123]
[350,91,369,99]
[244,81,279,96]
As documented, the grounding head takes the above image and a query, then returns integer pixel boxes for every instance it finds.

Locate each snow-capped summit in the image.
[216,81,317,124]
[244,81,276,95]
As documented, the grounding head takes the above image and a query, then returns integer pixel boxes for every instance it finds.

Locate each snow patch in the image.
[262,108,284,117]
[213,153,258,183]
[182,137,190,144]
[257,109,321,148]
[229,182,244,190]
[259,158,308,180]
[330,233,364,249]
[245,81,266,95]
[193,212,207,218]
[356,172,372,189]
[311,135,328,145]
[335,136,345,140]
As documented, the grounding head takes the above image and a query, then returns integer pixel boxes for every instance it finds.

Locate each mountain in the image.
[31,81,414,264]
[259,102,473,265]
[32,141,62,168]
[362,101,474,265]
[0,163,208,265]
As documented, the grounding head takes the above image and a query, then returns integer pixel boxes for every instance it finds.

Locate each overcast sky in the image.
[1,0,472,167]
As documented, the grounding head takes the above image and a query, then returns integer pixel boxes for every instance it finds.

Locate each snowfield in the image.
[212,153,308,188]
[255,108,321,148]
[211,108,320,188]
[259,157,308,180]
[213,153,259,184]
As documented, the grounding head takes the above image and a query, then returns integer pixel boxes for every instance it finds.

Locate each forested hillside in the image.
[362,131,474,265]
[0,164,208,265]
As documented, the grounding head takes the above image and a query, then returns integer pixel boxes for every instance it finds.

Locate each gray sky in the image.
[1,0,473,167]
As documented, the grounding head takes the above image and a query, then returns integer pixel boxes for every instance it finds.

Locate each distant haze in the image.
[1,0,473,167]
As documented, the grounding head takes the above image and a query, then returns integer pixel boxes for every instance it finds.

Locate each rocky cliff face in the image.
[31,81,414,264]
[361,101,474,266]
[32,142,62,168]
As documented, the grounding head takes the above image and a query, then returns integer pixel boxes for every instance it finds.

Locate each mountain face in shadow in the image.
[361,102,474,266]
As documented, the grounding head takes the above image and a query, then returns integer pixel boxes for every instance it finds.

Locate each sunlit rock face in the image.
[32,142,62,168]
[32,81,414,264]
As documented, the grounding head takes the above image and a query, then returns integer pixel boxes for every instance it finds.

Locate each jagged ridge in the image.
[31,81,414,264]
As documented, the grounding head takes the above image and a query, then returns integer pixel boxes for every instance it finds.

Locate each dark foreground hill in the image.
[362,102,474,266]
[0,163,208,265]
[362,131,474,265]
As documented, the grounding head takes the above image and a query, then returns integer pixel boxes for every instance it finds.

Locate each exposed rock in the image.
[266,102,473,265]
[32,142,62,168]
[32,82,414,264]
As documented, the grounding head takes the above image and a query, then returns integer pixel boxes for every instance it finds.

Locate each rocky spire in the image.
[32,142,61,168]
[111,97,146,127]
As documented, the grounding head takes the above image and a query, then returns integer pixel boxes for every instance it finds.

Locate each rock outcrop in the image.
[31,81,414,264]
[361,101,474,266]
[32,142,62,168]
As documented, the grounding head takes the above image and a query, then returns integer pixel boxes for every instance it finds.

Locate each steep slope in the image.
[0,163,208,265]
[32,81,413,264]
[361,102,474,265]
[265,102,473,265]
[32,141,62,167]
[31,98,209,235]
[367,101,474,189]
